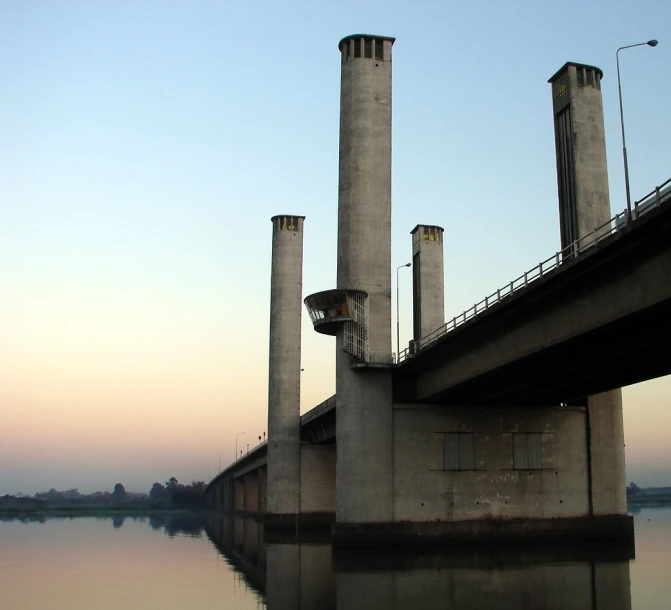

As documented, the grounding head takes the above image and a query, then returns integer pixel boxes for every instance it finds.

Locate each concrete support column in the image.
[588,390,627,515]
[593,561,632,609]
[267,215,305,517]
[549,62,627,517]
[335,34,396,525]
[410,224,445,342]
[336,348,393,522]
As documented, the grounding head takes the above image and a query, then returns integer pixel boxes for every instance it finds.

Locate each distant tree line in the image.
[148,478,207,508]
[1,478,206,510]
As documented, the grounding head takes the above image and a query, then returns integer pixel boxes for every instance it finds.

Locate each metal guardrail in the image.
[397,177,671,364]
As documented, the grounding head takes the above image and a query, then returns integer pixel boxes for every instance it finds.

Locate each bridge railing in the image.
[398,176,671,364]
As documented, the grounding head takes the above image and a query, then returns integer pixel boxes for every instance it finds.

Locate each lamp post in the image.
[396,263,411,360]
[616,39,658,222]
[235,431,245,460]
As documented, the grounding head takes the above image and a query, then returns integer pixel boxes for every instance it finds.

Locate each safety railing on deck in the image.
[397,177,671,364]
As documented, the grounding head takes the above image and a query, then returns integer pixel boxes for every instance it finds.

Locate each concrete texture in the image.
[588,390,627,515]
[244,474,259,513]
[411,225,445,341]
[336,345,394,523]
[267,215,305,516]
[392,404,589,522]
[335,35,396,524]
[300,445,336,513]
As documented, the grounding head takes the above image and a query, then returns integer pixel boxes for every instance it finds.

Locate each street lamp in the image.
[396,263,411,359]
[616,39,658,222]
[235,432,245,460]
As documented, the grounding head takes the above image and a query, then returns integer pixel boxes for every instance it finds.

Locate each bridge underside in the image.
[400,203,671,405]
[419,298,671,405]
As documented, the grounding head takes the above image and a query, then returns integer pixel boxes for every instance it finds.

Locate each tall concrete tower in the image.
[267,214,305,521]
[549,63,612,249]
[410,224,445,341]
[335,34,395,525]
[305,34,396,526]
[549,63,626,517]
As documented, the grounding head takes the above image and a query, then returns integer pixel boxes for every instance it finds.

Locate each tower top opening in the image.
[338,34,395,61]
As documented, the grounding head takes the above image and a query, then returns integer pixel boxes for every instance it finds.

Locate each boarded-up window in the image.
[513,433,543,469]
[444,433,475,470]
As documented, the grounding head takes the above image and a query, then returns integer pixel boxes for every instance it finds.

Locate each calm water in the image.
[1,508,669,609]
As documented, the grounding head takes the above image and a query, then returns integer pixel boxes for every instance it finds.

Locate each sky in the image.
[1,0,670,494]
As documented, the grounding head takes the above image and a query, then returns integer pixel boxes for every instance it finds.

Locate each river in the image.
[1,507,669,609]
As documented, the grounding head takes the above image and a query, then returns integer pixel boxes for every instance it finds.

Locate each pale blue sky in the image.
[1,0,669,493]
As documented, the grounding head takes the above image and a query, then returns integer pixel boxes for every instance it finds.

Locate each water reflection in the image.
[206,515,634,610]
[0,512,208,539]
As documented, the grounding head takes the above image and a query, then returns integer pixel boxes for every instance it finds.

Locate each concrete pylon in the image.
[267,215,305,521]
[549,63,626,516]
[335,34,396,524]
[410,225,445,342]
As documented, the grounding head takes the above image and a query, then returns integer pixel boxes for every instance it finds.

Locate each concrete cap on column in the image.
[548,62,603,84]
[410,224,444,235]
[270,215,306,231]
[338,33,396,48]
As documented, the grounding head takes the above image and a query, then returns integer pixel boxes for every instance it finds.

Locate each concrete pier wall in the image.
[300,445,336,514]
[244,474,259,513]
[392,404,589,522]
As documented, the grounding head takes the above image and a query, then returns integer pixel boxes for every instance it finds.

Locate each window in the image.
[444,433,475,470]
[513,433,543,469]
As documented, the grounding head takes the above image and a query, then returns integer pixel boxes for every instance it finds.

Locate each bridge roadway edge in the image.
[395,199,671,405]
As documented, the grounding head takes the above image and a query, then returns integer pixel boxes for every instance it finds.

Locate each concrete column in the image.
[267,215,305,517]
[549,63,611,248]
[410,225,445,341]
[335,34,396,523]
[587,390,627,515]
[593,561,632,610]
[549,62,626,516]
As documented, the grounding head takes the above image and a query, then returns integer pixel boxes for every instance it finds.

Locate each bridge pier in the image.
[587,390,627,515]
